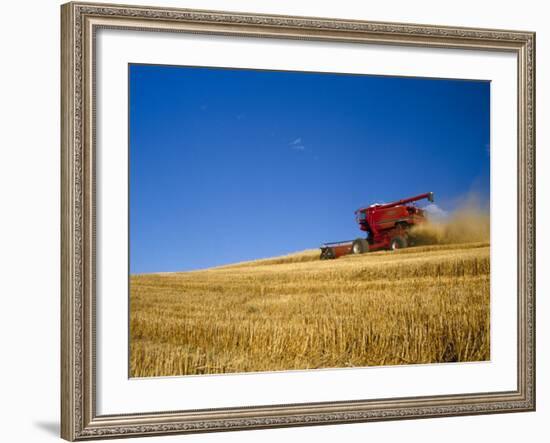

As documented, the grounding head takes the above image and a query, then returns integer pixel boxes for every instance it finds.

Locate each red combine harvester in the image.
[320,192,434,260]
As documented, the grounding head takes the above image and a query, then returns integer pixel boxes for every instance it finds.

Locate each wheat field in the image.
[130,240,490,377]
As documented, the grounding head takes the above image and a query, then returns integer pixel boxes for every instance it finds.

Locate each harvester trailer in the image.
[320,192,434,260]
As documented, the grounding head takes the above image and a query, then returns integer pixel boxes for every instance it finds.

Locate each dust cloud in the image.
[411,197,490,245]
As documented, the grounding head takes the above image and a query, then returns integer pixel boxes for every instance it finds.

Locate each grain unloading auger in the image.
[320,192,435,260]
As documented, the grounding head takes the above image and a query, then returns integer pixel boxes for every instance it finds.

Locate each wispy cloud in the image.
[289,137,305,151]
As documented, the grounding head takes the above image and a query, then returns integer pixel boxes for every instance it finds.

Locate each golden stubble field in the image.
[130,240,490,378]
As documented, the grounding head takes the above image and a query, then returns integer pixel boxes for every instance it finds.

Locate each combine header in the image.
[320,192,434,259]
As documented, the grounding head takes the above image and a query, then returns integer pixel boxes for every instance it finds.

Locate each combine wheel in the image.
[352,238,369,255]
[390,236,407,251]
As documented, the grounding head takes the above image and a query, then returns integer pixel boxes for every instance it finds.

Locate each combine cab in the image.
[320,192,434,259]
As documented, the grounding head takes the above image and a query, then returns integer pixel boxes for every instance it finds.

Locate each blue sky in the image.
[129,64,490,273]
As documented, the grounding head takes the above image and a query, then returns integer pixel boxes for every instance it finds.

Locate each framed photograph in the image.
[61,2,536,440]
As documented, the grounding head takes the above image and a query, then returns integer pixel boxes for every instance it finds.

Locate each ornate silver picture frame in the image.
[61,2,535,440]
